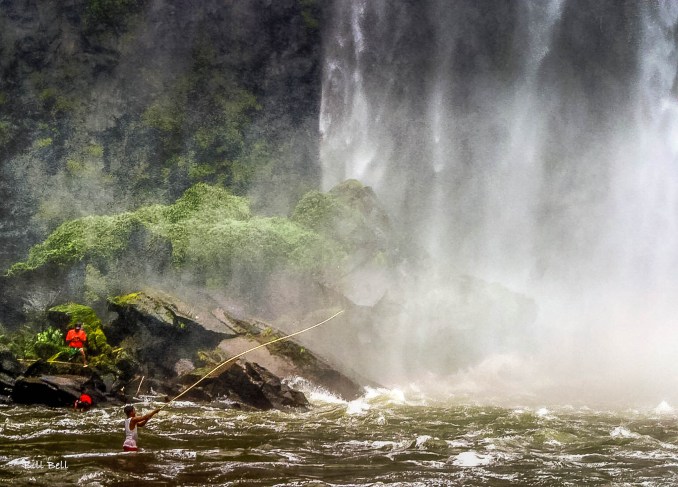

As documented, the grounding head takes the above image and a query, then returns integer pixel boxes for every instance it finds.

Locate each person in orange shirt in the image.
[65,322,88,366]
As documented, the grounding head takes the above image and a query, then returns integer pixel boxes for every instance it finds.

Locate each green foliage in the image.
[34,327,69,360]
[6,183,351,293]
[291,188,367,251]
[86,144,104,157]
[5,325,40,359]
[140,43,262,192]
[7,213,138,275]
[49,303,103,329]
[164,183,250,224]
[176,216,343,278]
[142,98,185,133]
[291,191,343,232]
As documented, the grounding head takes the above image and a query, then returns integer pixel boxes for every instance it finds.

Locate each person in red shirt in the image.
[65,322,88,366]
[74,391,93,411]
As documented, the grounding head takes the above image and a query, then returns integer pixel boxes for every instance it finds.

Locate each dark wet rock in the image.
[0,372,15,397]
[177,361,309,411]
[12,375,86,407]
[107,290,364,402]
[106,291,234,380]
[14,360,119,406]
[0,345,24,377]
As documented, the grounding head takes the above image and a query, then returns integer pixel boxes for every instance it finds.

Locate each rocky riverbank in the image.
[0,290,363,411]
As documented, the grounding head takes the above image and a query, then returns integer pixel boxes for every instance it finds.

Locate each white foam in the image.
[655,400,674,414]
[610,426,637,438]
[415,435,433,448]
[346,398,370,415]
[285,376,346,405]
[451,451,492,467]
[536,407,550,417]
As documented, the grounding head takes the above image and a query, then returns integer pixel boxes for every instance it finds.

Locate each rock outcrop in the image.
[11,360,113,407]
[0,345,23,403]
[105,290,363,404]
[177,361,310,411]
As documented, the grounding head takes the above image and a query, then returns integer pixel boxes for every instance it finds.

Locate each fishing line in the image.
[135,376,145,397]
[158,309,345,410]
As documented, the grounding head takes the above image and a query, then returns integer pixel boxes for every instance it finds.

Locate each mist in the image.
[318,0,678,404]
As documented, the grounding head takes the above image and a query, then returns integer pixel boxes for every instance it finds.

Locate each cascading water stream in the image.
[320,0,678,402]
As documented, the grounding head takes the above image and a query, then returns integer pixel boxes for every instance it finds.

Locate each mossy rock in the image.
[48,303,102,330]
[113,350,140,381]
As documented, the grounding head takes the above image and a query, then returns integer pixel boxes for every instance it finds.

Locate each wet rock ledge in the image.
[3,291,362,411]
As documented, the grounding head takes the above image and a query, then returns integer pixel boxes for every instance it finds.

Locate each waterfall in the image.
[320,0,678,400]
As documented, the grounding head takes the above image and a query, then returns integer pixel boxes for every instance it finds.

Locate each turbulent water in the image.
[3,384,678,486]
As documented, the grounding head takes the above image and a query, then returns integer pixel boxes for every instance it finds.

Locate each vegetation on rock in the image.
[6,182,357,301]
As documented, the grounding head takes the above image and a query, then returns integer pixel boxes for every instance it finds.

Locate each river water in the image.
[2,382,678,486]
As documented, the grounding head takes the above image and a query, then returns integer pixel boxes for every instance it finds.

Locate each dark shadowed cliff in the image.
[0,0,324,272]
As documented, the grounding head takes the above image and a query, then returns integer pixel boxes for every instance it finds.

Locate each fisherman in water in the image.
[123,405,160,451]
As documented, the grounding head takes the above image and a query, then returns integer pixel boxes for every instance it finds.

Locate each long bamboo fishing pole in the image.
[158,309,345,411]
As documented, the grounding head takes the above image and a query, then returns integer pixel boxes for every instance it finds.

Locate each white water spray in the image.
[320,0,678,403]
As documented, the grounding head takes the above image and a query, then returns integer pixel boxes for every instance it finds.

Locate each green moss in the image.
[164,183,250,223]
[86,327,112,355]
[87,144,104,158]
[6,182,351,287]
[291,191,343,232]
[35,137,53,149]
[177,216,343,275]
[49,303,102,329]
[141,98,185,133]
[108,292,141,307]
[6,213,138,275]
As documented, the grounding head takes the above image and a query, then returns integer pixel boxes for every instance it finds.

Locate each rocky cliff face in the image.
[0,0,323,271]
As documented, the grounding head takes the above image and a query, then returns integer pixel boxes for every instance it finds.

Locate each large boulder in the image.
[106,291,236,379]
[12,360,116,406]
[106,290,364,404]
[12,374,87,407]
[177,361,309,410]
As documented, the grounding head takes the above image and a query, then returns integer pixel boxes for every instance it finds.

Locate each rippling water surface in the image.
[3,383,678,486]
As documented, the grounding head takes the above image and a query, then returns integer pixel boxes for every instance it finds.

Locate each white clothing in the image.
[124,417,138,449]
